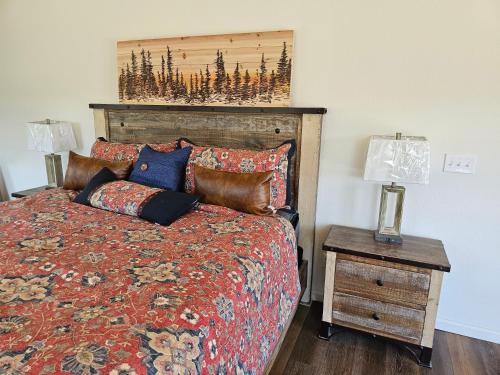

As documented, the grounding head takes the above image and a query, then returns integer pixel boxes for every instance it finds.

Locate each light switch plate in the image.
[443,154,477,174]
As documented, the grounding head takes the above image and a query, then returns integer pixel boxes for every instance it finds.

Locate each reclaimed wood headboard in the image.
[90,103,326,302]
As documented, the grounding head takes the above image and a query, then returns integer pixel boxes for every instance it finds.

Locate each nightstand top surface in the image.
[323,225,451,272]
[11,185,53,198]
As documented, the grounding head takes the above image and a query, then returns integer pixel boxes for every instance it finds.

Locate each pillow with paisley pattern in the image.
[90,138,178,163]
[88,180,199,225]
[179,139,293,209]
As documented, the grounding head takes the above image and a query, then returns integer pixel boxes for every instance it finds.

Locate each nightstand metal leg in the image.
[403,344,433,368]
[318,321,335,340]
[418,347,433,368]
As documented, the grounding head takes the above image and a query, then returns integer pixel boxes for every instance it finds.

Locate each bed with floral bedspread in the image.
[0,189,300,374]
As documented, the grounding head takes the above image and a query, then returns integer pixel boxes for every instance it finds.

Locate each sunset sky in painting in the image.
[117,30,293,79]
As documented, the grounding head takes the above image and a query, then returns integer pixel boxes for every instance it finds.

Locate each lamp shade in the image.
[364,135,430,184]
[27,120,77,153]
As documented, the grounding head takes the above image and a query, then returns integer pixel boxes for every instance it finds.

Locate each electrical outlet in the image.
[443,154,477,174]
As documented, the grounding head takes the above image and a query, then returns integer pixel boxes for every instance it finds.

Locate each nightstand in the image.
[319,225,450,368]
[11,185,54,198]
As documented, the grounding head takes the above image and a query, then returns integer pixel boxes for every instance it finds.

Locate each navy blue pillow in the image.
[140,190,200,226]
[129,145,192,191]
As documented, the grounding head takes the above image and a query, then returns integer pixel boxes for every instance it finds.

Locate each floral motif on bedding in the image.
[0,274,55,304]
[0,189,299,374]
[137,326,205,374]
[0,346,38,375]
[180,140,291,208]
[61,343,109,374]
[90,139,177,162]
[18,236,63,251]
[235,255,266,305]
[128,262,179,286]
[89,180,162,217]
[0,315,29,334]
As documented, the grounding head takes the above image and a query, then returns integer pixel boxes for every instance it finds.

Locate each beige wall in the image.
[0,0,499,343]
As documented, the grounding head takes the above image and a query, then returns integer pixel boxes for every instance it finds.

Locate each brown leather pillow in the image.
[193,165,273,215]
[63,151,132,191]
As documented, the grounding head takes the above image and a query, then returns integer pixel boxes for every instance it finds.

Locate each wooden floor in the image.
[270,302,500,375]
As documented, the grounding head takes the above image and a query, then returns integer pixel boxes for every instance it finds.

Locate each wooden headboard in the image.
[90,103,326,301]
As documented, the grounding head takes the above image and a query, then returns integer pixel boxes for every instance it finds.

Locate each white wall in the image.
[1,0,499,343]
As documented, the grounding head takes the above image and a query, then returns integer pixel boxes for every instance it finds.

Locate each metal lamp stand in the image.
[45,153,63,187]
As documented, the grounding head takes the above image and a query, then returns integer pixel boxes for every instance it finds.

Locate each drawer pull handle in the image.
[372,313,380,321]
[376,279,384,287]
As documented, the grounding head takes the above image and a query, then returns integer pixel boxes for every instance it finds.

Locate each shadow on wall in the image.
[0,167,7,201]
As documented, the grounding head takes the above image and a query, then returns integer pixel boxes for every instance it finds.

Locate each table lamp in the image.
[364,133,430,244]
[27,119,77,187]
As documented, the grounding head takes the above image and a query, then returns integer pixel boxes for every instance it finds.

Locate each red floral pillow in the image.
[150,142,178,153]
[89,180,162,217]
[180,140,291,208]
[90,139,177,162]
[87,180,199,225]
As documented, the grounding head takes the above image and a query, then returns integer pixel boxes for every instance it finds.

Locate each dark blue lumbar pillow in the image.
[129,145,192,191]
[140,190,200,226]
[73,167,118,205]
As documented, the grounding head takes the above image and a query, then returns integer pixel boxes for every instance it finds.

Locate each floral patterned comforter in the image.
[0,189,300,374]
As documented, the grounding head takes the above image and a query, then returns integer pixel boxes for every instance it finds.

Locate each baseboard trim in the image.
[436,318,500,344]
[311,290,500,344]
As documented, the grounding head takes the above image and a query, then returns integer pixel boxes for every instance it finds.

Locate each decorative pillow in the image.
[128,145,192,191]
[194,165,274,215]
[89,180,162,216]
[73,167,118,205]
[149,142,179,153]
[140,190,200,226]
[63,151,132,191]
[180,139,291,208]
[90,138,177,162]
[89,180,199,225]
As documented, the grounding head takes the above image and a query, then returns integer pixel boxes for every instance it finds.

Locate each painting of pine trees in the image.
[117,30,293,106]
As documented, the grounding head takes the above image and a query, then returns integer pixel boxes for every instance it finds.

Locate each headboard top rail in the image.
[89,103,327,115]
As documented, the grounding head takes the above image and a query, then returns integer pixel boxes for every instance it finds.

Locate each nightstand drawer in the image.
[334,255,431,308]
[332,292,425,344]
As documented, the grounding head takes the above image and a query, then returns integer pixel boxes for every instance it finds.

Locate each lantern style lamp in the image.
[27,119,77,187]
[364,133,430,244]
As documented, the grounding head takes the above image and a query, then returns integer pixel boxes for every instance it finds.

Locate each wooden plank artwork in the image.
[117,30,294,107]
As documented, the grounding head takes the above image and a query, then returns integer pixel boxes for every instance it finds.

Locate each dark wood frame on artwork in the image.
[90,103,326,373]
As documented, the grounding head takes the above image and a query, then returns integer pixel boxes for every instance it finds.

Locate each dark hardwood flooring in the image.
[270,302,500,375]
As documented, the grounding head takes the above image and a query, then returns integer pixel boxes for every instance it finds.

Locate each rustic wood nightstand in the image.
[319,225,451,368]
[11,185,54,198]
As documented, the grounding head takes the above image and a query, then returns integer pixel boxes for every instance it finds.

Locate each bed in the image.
[0,104,324,374]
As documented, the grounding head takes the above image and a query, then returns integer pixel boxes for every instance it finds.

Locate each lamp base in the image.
[374,230,403,244]
[375,184,405,245]
[45,153,63,187]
